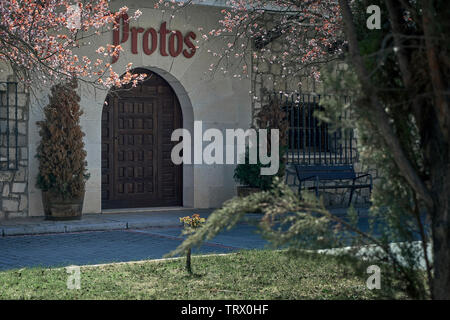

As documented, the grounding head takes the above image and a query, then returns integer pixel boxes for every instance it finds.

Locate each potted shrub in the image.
[234,147,275,197]
[36,80,89,220]
[234,96,288,197]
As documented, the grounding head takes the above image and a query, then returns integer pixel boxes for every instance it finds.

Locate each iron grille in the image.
[272,92,355,165]
[0,82,19,170]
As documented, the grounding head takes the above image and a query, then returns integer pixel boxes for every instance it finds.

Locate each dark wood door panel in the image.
[101,71,183,209]
[114,98,157,202]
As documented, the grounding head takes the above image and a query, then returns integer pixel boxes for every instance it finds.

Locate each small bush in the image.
[233,97,288,190]
[233,147,275,190]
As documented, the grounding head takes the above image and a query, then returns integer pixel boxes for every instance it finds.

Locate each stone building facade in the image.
[0,0,372,219]
[0,74,29,219]
[249,27,374,206]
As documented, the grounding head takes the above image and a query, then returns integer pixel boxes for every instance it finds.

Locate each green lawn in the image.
[0,250,396,299]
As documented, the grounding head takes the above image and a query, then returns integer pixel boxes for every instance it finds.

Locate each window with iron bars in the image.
[279,93,355,165]
[0,82,19,171]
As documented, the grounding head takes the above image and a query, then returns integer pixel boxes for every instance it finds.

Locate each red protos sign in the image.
[112,13,197,64]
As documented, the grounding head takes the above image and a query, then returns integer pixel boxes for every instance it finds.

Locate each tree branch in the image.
[338,0,434,208]
[421,0,449,142]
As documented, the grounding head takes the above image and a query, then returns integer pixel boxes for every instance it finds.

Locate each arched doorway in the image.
[101,68,183,209]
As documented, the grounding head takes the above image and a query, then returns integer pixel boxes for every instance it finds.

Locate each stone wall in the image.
[251,40,318,121]
[0,75,29,219]
[250,27,375,207]
[250,15,321,120]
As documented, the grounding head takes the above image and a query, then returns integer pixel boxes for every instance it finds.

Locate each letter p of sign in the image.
[366,5,381,30]
[366,265,381,290]
[66,266,81,290]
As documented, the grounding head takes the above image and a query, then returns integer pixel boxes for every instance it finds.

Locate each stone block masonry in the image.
[249,17,377,207]
[0,75,29,219]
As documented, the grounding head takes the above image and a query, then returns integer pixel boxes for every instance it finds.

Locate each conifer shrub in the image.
[36,80,89,199]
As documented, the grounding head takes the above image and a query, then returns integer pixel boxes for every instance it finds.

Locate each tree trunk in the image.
[429,156,450,299]
[339,0,450,299]
[338,0,434,208]
[431,205,450,299]
[422,0,450,299]
[186,248,192,274]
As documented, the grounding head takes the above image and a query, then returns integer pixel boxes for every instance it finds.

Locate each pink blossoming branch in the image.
[0,0,145,89]
[155,0,344,91]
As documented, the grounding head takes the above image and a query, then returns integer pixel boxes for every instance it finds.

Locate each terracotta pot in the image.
[236,186,261,197]
[43,191,84,221]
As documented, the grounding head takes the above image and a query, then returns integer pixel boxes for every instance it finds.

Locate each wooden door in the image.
[101,72,183,209]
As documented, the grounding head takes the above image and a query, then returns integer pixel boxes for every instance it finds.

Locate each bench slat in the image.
[295,165,354,172]
[296,172,356,180]
[307,184,372,190]
[294,165,356,181]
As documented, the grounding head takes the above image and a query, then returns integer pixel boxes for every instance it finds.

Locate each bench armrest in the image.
[354,173,371,180]
[353,173,373,189]
[285,168,298,186]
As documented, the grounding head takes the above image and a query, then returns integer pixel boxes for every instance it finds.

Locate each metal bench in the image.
[285,164,372,206]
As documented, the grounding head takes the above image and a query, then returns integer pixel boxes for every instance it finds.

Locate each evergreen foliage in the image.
[170,0,447,300]
[233,97,288,190]
[319,64,431,299]
[36,80,89,199]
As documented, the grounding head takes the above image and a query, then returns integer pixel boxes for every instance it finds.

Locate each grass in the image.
[0,250,398,299]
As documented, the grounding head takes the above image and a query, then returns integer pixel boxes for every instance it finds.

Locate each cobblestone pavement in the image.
[0,223,268,271]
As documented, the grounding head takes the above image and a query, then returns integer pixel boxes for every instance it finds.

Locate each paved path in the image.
[0,223,268,271]
[0,207,371,271]
[0,207,368,237]
[0,208,215,236]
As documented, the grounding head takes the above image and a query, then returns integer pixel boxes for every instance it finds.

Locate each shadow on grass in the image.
[184,272,206,279]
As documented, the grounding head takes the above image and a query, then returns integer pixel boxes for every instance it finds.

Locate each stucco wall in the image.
[27,1,253,216]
